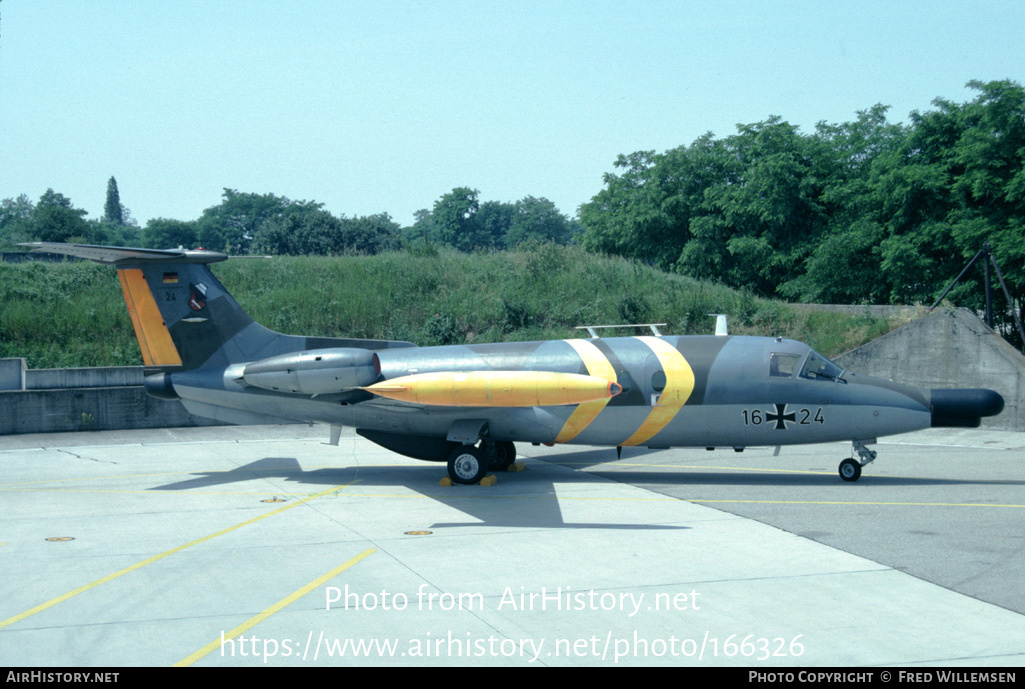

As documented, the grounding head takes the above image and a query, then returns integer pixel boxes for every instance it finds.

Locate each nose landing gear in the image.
[839,440,877,482]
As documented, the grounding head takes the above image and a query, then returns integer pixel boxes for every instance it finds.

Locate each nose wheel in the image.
[839,458,861,482]
[839,440,877,482]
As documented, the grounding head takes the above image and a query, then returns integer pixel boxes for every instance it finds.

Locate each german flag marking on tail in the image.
[117,268,183,366]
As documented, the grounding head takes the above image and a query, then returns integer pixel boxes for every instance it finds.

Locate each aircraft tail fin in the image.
[117,266,186,366]
[19,243,413,370]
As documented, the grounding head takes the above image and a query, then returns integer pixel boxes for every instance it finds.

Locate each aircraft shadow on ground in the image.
[535,448,1025,488]
[149,456,690,531]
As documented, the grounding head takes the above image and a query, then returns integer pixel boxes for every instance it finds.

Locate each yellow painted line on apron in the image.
[339,492,679,501]
[687,499,1025,508]
[0,483,353,631]
[554,460,834,475]
[0,464,411,489]
[174,548,377,667]
[0,488,352,497]
[621,337,695,447]
[312,492,1025,510]
[555,339,618,443]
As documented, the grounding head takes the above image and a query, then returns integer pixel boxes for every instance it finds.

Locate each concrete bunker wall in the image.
[834,308,1024,431]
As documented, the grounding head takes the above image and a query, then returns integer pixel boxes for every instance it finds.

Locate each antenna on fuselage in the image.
[709,314,728,336]
[575,323,667,338]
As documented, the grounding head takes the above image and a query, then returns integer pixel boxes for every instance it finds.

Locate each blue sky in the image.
[2,1,1023,228]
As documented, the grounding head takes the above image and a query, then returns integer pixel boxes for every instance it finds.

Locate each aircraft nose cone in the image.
[930,388,1004,428]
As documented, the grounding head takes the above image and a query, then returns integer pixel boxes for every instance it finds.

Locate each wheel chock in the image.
[507,461,526,473]
[440,475,497,486]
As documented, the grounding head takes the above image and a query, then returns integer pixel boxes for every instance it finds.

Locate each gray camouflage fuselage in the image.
[20,242,1004,479]
[171,333,932,452]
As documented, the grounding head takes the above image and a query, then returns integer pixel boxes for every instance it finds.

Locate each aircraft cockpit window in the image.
[769,353,802,378]
[800,351,845,382]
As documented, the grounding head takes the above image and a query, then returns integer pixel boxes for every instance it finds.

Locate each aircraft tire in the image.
[839,458,861,482]
[485,441,516,471]
[448,445,489,485]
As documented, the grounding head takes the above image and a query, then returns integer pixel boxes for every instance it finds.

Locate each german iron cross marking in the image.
[766,403,796,430]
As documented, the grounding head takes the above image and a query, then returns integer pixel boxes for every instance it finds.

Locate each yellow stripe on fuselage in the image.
[620,336,694,447]
[117,268,182,366]
[555,339,619,443]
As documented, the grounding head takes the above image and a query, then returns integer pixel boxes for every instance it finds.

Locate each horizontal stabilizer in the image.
[19,242,228,265]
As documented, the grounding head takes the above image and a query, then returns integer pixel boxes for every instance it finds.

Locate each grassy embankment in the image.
[0,243,899,369]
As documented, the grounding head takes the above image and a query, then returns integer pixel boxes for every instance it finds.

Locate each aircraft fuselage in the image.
[20,242,1003,483]
[171,334,935,453]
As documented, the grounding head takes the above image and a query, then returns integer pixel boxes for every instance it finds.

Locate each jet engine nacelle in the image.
[241,348,381,395]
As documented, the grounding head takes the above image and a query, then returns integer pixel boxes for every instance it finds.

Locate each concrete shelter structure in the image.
[835,308,1024,431]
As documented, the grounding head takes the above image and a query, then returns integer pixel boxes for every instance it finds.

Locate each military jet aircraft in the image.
[21,242,1004,484]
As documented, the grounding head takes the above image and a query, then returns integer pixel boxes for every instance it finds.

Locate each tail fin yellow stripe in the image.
[620,336,694,447]
[555,339,618,443]
[117,268,183,366]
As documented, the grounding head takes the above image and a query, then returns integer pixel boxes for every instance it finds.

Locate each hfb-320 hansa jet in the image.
[22,242,1004,483]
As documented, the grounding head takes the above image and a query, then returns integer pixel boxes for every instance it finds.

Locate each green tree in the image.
[198,189,320,254]
[579,79,1025,321]
[580,150,676,266]
[792,220,886,303]
[852,81,1025,309]
[476,200,515,249]
[431,187,487,251]
[403,208,436,244]
[505,196,571,247]
[103,177,124,226]
[949,80,1025,293]
[144,218,199,249]
[338,213,402,254]
[776,105,909,302]
[33,189,89,243]
[0,194,36,247]
[253,209,342,255]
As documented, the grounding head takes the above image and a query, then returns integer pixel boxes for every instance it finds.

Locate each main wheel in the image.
[484,440,516,471]
[448,445,489,485]
[839,458,862,482]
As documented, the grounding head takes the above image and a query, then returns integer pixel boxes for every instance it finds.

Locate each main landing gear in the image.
[446,440,517,485]
[483,440,516,471]
[839,440,877,482]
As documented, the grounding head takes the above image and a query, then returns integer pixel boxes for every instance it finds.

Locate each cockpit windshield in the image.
[800,351,845,382]
[769,353,802,378]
